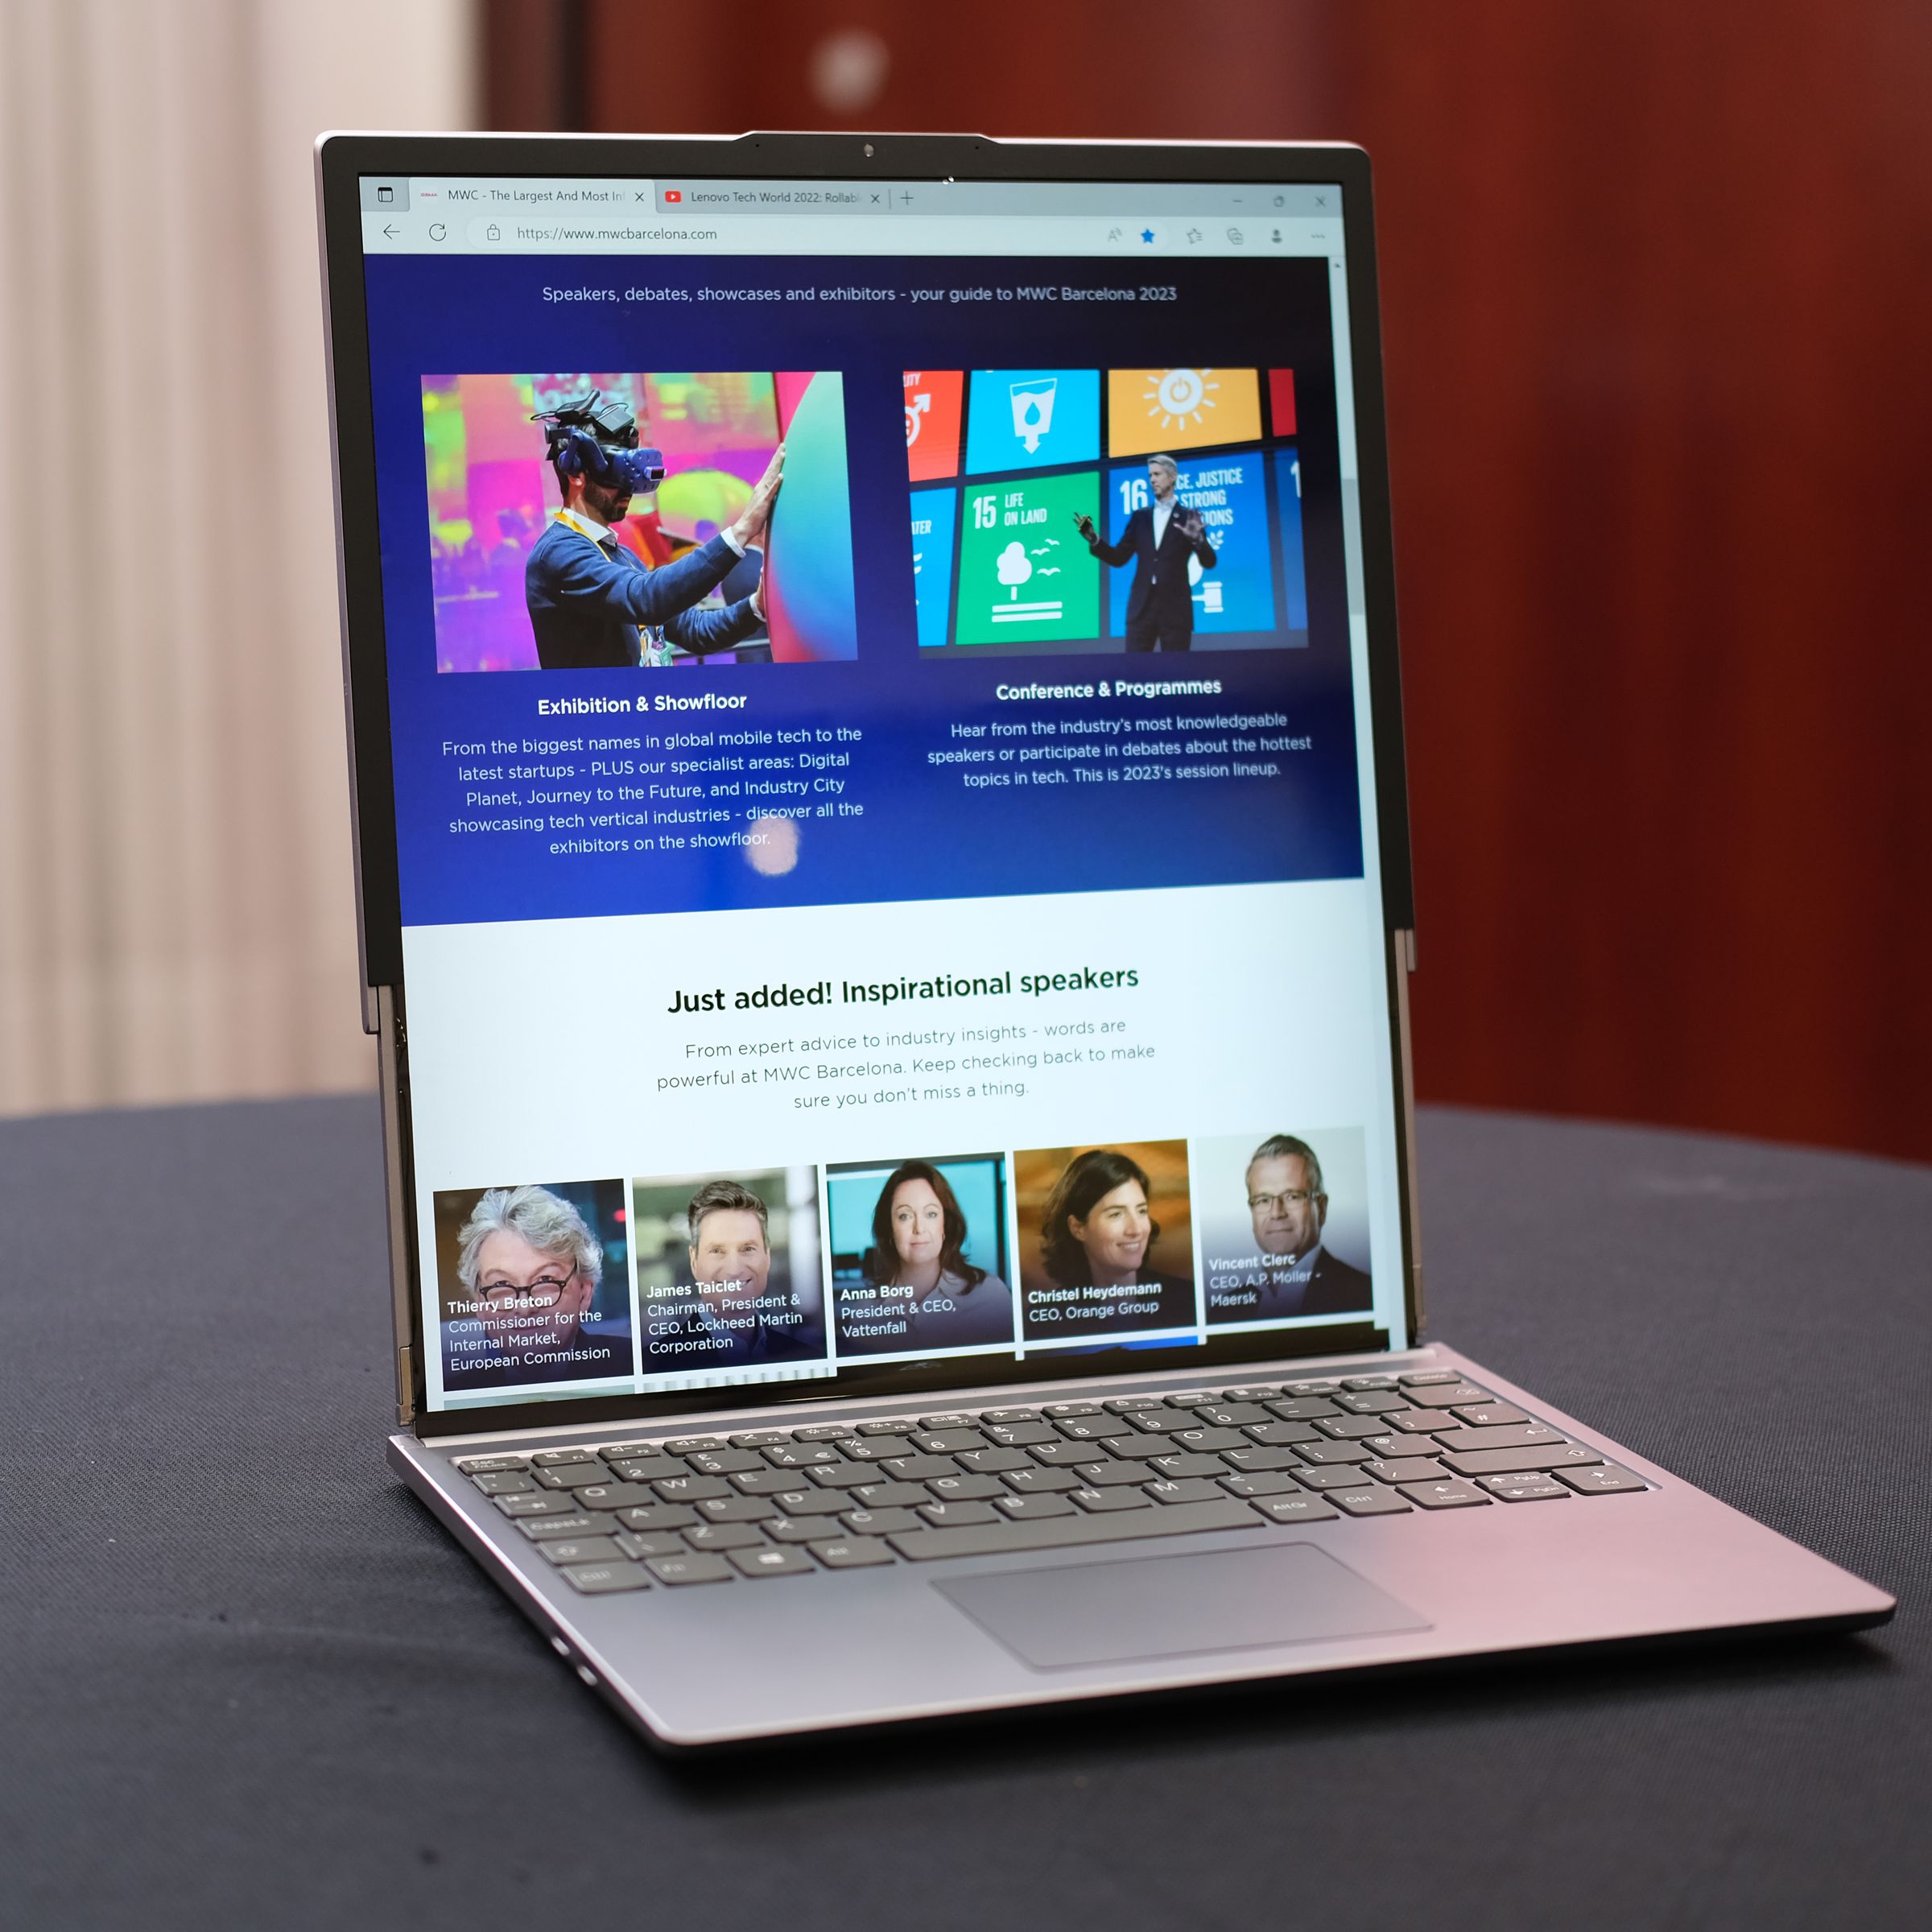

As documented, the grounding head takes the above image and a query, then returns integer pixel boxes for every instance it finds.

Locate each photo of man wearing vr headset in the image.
[526,388,784,671]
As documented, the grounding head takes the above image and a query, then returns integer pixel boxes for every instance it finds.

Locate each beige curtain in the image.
[0,0,474,1114]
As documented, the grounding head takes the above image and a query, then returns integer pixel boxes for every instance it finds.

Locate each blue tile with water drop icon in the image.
[963,369,1100,476]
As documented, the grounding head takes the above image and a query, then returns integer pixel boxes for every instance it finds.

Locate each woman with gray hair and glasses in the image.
[440,1183,633,1391]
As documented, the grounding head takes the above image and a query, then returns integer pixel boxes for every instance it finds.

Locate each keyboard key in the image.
[1220,1447,1304,1475]
[857,1418,921,1435]
[574,1483,662,1512]
[765,1515,840,1543]
[1478,1476,1571,1502]
[518,1513,603,1542]
[996,1493,1077,1520]
[1027,1441,1096,1468]
[763,1443,842,1469]
[924,1475,1006,1502]
[1103,1397,1166,1413]
[649,1475,730,1502]
[646,1554,732,1586]
[1328,1486,1412,1517]
[918,1501,998,1527]
[1295,1439,1375,1466]
[1397,1370,1462,1386]
[1145,1479,1224,1504]
[1451,1403,1529,1428]
[1245,1420,1320,1446]
[1070,1486,1152,1512]
[614,1530,688,1558]
[1220,1472,1306,1498]
[921,1413,976,1429]
[801,1460,873,1490]
[614,1504,698,1532]
[497,1492,580,1518]
[1055,1415,1130,1442]
[1399,1480,1491,1509]
[1360,1457,1449,1485]
[1001,1467,1080,1495]
[889,1496,1256,1561]
[1341,1376,1399,1391]
[1381,1411,1449,1435]
[1170,1426,1249,1453]
[909,1430,982,1455]
[532,1448,598,1468]
[840,1439,914,1463]
[1294,1466,1378,1492]
[729,1546,816,1579]
[561,1563,650,1594]
[880,1454,958,1480]
[1192,1404,1269,1428]
[848,1483,926,1509]
[1042,1402,1100,1418]
[1149,1453,1228,1480]
[1074,1459,1156,1487]
[1430,1424,1565,1455]
[1282,1381,1338,1397]
[455,1455,528,1475]
[1314,1416,1390,1440]
[533,1463,610,1490]
[683,1523,766,1551]
[598,1442,671,1462]
[609,1459,681,1483]
[1221,1386,1282,1402]
[685,1449,763,1476]
[471,1471,534,1496]
[538,1536,626,1567]
[980,1408,1038,1425]
[774,1488,851,1515]
[727,1430,789,1448]
[811,1538,893,1569]
[1250,1493,1340,1525]
[1443,1445,1604,1477]
[1104,1435,1171,1460]
[984,1422,1055,1447]
[1336,1390,1406,1414]
[1125,1411,1184,1435]
[697,1495,777,1523]
[953,1447,1031,1474]
[1555,1463,1649,1496]
[663,1437,727,1455]
[839,1508,922,1537]
[1403,1384,1494,1410]
[791,1424,857,1442]
[729,1470,797,1496]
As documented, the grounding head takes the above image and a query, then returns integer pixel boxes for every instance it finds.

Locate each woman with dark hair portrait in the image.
[860,1160,1013,1349]
[1037,1148,1194,1330]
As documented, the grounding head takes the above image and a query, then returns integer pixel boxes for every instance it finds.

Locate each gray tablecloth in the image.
[2,1097,1925,1930]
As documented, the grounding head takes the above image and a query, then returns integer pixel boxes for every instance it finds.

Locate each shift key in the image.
[1428,1423,1563,1455]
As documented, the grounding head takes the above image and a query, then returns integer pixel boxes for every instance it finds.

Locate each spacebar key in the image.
[888,1498,1257,1561]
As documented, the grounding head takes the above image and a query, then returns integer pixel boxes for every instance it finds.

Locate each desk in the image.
[2,1098,1924,1930]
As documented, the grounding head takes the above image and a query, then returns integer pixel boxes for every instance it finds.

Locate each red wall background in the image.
[486,0,1932,1165]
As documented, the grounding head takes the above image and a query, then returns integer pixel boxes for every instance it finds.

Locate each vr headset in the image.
[532,389,666,495]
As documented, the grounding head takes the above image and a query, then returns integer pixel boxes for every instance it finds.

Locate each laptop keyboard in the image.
[455,1370,1649,1594]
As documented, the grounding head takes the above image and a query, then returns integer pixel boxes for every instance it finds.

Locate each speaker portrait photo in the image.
[1196,1129,1374,1324]
[1075,452,1218,653]
[630,1168,827,1374]
[827,1154,1015,1359]
[1015,1141,1197,1344]
[433,1181,636,1395]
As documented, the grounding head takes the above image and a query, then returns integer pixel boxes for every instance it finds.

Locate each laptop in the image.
[315,130,1892,1748]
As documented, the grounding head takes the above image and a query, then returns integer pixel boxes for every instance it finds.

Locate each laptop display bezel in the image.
[316,131,1418,1439]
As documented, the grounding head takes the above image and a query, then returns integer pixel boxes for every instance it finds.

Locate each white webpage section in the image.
[403,878,1407,1409]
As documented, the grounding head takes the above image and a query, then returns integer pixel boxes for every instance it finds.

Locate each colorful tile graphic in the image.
[1102,452,1276,639]
[904,369,964,482]
[955,472,1100,646]
[909,487,958,648]
[964,369,1100,475]
[1268,368,1298,438]
[1273,447,1308,632]
[1107,368,1261,457]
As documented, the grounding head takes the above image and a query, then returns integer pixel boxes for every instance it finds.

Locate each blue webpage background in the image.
[362,254,1364,928]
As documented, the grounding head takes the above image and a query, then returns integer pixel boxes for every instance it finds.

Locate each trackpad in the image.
[936,1544,1429,1670]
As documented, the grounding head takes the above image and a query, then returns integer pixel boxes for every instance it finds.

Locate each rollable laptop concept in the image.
[315,131,1891,1748]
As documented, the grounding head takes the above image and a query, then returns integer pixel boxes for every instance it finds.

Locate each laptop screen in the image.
[348,164,1409,1418]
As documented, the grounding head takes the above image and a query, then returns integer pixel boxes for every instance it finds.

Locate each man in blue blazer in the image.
[1075,454,1218,652]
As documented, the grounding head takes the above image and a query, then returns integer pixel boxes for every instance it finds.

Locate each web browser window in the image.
[354,171,1404,1415]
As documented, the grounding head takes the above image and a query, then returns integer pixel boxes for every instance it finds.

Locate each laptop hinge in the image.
[1393,927,1424,1336]
[374,984,418,1426]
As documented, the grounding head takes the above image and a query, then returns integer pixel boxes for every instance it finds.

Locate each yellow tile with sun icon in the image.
[1107,368,1262,457]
